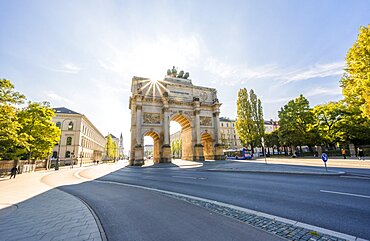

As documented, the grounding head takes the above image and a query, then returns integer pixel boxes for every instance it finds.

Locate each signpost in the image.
[261,137,267,164]
[321,153,328,172]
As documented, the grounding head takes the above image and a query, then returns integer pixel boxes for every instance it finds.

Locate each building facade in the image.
[264,119,279,133]
[219,117,279,149]
[219,117,242,149]
[52,107,106,166]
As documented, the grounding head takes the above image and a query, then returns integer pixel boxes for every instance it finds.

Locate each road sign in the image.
[321,153,328,162]
[321,153,328,172]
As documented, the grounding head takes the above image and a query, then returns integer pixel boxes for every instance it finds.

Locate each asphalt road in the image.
[83,165,370,240]
[56,178,283,241]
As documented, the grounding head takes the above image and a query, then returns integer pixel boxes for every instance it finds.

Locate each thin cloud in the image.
[263,97,293,104]
[204,58,345,85]
[305,86,342,98]
[279,62,345,85]
[41,63,82,74]
[263,86,342,104]
[204,57,280,85]
[45,91,73,104]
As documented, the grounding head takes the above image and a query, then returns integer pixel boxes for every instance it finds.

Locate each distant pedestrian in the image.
[341,149,346,159]
[10,166,17,179]
[358,148,365,161]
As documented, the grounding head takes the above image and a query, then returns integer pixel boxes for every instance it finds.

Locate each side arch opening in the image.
[143,130,160,164]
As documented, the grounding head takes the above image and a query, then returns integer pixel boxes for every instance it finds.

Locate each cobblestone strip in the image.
[164,193,349,241]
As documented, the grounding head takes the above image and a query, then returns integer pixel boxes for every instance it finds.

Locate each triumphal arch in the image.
[129,68,225,166]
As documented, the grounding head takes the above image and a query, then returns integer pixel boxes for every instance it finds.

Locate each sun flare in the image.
[138,78,170,101]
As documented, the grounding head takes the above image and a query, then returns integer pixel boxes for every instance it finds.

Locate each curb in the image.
[75,196,108,241]
[75,171,365,241]
[205,169,346,176]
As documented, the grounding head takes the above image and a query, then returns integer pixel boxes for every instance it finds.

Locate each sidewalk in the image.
[0,169,102,241]
[206,160,346,175]
[142,158,347,175]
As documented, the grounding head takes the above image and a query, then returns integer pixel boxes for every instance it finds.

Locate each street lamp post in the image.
[261,137,267,165]
[55,119,73,171]
[71,151,74,168]
[79,144,84,167]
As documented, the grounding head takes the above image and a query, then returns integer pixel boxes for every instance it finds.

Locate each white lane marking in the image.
[341,176,370,180]
[172,176,206,180]
[320,190,370,199]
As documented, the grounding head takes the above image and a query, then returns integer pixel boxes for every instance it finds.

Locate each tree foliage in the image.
[0,79,25,105]
[0,105,23,160]
[171,139,182,158]
[235,88,265,151]
[341,25,370,117]
[0,79,60,161]
[278,95,317,147]
[340,104,370,145]
[105,134,118,160]
[17,102,61,160]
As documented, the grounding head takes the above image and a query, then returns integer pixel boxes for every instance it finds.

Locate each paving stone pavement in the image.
[164,193,352,241]
[0,171,102,241]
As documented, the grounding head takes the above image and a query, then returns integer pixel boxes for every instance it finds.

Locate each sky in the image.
[1,0,369,150]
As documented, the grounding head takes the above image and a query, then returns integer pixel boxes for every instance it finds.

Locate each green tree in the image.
[0,105,23,160]
[235,88,265,152]
[312,101,346,146]
[105,134,118,161]
[341,25,370,117]
[264,130,280,155]
[0,79,25,105]
[0,79,26,160]
[17,102,61,161]
[171,140,175,156]
[278,95,317,149]
[340,104,370,146]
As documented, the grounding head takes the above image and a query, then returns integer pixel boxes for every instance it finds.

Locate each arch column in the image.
[194,100,204,161]
[161,106,171,163]
[213,110,225,160]
[134,105,144,166]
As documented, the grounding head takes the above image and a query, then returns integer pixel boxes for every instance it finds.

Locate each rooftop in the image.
[54,107,80,115]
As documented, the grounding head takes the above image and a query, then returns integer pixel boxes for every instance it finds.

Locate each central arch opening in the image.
[170,114,193,161]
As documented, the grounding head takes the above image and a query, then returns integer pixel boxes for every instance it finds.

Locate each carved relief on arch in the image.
[143,112,161,124]
[200,116,212,127]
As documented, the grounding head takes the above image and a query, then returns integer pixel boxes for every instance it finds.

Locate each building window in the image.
[66,137,72,145]
[65,151,71,158]
[56,122,61,129]
[52,151,58,158]
[221,123,223,127]
[68,121,73,131]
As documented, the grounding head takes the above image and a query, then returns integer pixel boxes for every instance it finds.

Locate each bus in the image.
[224,148,252,160]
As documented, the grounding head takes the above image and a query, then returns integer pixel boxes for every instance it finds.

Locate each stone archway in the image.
[170,113,193,161]
[129,70,225,166]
